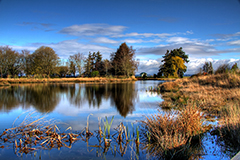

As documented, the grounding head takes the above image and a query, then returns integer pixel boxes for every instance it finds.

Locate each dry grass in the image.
[0,79,11,86]
[141,105,210,159]
[158,72,240,117]
[155,72,240,158]
[159,81,179,92]
[0,76,137,84]
[211,103,240,158]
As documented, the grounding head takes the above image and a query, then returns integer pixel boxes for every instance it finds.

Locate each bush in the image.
[215,64,231,74]
[91,71,99,77]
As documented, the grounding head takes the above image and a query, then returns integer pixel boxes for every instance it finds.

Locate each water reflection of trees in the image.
[110,83,136,117]
[78,83,137,117]
[0,84,65,113]
[0,83,137,117]
[0,86,31,112]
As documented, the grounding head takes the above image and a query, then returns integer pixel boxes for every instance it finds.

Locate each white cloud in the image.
[47,40,114,58]
[136,59,161,75]
[92,37,118,44]
[186,30,194,35]
[228,40,240,45]
[213,32,240,39]
[124,32,174,38]
[122,38,162,44]
[136,35,240,58]
[166,37,191,44]
[123,39,145,44]
[11,39,114,59]
[59,24,127,37]
[10,45,38,52]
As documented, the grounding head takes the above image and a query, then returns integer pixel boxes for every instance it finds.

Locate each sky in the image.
[0,0,240,75]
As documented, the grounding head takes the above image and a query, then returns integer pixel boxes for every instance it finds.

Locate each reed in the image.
[0,113,142,159]
[140,104,210,159]
[86,113,93,135]
[0,111,82,154]
[103,116,114,139]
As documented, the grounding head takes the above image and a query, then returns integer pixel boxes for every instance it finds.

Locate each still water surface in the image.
[0,81,231,159]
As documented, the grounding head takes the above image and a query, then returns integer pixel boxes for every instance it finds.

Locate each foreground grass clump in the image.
[141,105,210,159]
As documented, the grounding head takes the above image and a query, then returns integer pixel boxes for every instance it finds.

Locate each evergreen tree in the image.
[158,48,189,78]
[84,51,103,76]
[111,43,138,77]
[84,52,92,76]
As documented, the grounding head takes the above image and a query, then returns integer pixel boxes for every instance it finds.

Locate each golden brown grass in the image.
[155,72,240,158]
[0,76,137,84]
[159,72,240,117]
[159,81,179,92]
[141,105,210,159]
[211,103,240,158]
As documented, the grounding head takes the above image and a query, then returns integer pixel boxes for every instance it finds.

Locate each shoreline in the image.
[0,76,138,86]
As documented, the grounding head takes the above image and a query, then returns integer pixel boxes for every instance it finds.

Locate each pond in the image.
[0,81,232,159]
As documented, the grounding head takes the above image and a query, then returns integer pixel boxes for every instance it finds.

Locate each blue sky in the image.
[0,0,240,74]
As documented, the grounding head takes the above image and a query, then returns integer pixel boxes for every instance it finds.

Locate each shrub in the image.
[215,64,231,74]
[91,71,99,77]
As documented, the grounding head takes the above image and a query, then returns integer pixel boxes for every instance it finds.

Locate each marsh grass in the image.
[103,116,114,139]
[157,72,240,117]
[0,111,95,156]
[152,71,240,158]
[211,102,240,158]
[140,105,210,159]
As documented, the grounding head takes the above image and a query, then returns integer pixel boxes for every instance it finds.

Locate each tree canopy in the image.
[31,46,59,75]
[111,43,139,77]
[0,46,22,77]
[158,47,189,78]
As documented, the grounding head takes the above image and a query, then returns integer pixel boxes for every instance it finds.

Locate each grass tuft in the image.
[141,104,210,159]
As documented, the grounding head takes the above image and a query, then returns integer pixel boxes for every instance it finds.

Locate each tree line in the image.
[0,43,139,78]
